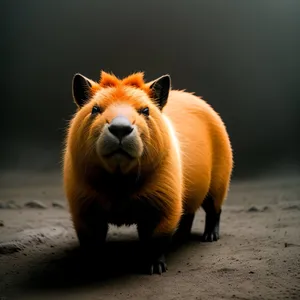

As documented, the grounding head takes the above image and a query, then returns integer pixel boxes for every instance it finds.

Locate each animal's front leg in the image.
[73,200,108,253]
[137,221,173,275]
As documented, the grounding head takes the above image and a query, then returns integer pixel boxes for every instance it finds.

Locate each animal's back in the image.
[163,90,233,214]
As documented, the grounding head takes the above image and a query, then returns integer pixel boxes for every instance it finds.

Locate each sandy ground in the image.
[0,170,300,300]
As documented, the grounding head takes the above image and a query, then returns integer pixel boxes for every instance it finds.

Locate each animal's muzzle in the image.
[108,116,134,142]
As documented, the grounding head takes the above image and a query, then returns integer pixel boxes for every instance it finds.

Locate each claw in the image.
[158,264,162,275]
[146,256,168,275]
[149,264,154,275]
[213,232,219,241]
[202,231,219,242]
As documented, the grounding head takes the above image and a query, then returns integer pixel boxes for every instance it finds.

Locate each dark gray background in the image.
[2,0,300,179]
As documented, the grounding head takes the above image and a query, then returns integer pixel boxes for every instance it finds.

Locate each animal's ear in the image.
[72,73,95,108]
[149,74,171,110]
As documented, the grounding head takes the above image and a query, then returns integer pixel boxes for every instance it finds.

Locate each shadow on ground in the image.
[19,233,205,293]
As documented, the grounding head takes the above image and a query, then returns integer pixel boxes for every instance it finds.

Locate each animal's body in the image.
[63,71,233,275]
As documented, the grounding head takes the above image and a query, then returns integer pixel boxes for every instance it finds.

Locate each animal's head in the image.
[67,71,172,175]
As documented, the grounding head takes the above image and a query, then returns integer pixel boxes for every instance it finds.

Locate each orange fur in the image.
[63,71,233,241]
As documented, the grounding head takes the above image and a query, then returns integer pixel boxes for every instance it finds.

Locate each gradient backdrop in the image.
[2,0,300,179]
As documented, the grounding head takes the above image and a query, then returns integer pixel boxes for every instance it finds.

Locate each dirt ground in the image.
[0,170,300,300]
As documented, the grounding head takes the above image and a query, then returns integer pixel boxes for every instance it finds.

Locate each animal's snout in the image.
[108,116,134,141]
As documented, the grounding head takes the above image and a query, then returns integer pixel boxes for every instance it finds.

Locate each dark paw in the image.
[202,208,221,243]
[146,255,168,275]
[202,230,219,242]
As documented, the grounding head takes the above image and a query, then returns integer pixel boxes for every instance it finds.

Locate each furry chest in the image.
[104,197,161,227]
[107,200,139,226]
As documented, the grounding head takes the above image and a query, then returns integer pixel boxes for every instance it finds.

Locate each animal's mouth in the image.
[103,147,134,159]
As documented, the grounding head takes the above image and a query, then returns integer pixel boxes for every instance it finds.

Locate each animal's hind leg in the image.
[201,194,221,242]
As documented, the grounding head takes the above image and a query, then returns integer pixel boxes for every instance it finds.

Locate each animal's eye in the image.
[139,107,149,117]
[91,105,101,115]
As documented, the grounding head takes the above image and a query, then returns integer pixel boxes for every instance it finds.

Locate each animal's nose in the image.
[108,116,134,141]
